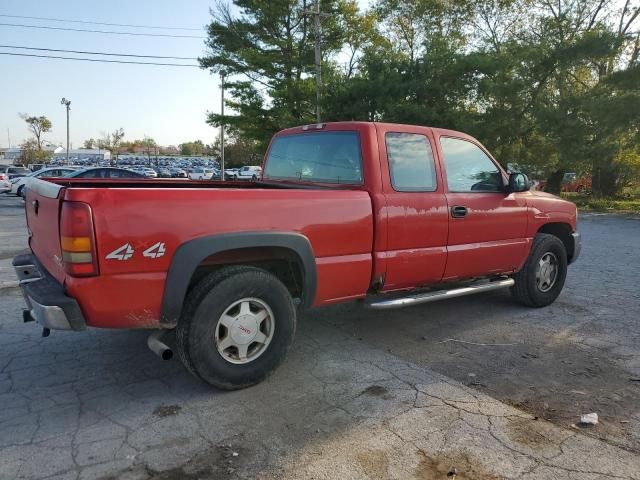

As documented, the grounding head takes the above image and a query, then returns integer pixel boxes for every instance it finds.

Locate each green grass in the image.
[561,193,640,212]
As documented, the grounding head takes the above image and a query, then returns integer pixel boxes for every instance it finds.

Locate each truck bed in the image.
[25,178,375,328]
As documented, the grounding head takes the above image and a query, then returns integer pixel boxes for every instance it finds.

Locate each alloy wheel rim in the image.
[536,252,558,293]
[215,297,274,364]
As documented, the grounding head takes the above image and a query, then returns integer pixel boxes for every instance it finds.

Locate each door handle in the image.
[451,206,468,218]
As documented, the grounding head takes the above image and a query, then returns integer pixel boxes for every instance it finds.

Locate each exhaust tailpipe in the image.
[147,330,173,360]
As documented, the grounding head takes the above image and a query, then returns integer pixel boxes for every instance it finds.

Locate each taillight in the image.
[60,201,99,277]
[0,173,7,180]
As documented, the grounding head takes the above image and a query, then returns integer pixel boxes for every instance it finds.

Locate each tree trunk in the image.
[591,165,619,198]
[544,170,564,194]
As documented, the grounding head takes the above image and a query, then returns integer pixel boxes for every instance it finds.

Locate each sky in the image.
[0,0,372,149]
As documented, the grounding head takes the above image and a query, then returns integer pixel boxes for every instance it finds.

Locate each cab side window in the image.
[386,132,437,192]
[440,137,503,192]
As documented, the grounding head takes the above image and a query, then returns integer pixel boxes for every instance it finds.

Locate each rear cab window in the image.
[264,132,363,184]
[386,132,437,191]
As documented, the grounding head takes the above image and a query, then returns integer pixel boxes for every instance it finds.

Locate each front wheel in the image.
[176,266,296,389]
[511,233,568,307]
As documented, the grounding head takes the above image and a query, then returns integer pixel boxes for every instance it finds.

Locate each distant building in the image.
[3,148,26,163]
[2,143,63,164]
[52,148,111,163]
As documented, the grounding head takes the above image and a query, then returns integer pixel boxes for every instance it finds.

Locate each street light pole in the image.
[60,97,71,165]
[313,0,322,123]
[220,71,225,181]
[304,0,329,123]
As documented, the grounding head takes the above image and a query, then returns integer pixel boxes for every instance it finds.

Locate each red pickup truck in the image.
[14,122,581,389]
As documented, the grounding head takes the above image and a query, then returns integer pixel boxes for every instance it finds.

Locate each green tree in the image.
[200,0,372,149]
[20,114,52,151]
[220,135,261,167]
[17,139,52,166]
[180,140,205,156]
[110,128,125,164]
[83,138,96,149]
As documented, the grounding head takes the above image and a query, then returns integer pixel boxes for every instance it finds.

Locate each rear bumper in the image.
[12,254,86,331]
[570,232,582,264]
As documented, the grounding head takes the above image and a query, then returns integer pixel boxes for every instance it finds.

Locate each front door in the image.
[436,135,528,281]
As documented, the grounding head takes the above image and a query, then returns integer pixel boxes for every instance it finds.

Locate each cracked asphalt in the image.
[1,194,639,479]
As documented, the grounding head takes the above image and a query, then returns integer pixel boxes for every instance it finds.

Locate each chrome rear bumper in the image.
[12,254,86,331]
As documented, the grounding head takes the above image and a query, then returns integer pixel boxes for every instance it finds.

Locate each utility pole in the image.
[7,129,10,148]
[220,71,225,181]
[304,0,329,123]
[60,97,71,165]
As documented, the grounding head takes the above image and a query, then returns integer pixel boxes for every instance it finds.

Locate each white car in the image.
[189,168,216,180]
[10,167,77,197]
[1,166,35,194]
[235,166,262,181]
[143,168,158,178]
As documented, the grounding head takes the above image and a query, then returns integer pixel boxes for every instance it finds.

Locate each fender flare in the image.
[160,231,317,326]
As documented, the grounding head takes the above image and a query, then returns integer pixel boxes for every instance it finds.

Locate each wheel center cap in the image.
[230,315,258,344]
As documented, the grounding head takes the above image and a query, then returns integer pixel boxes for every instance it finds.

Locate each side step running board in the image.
[366,278,515,310]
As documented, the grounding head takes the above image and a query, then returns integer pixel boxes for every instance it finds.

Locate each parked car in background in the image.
[28,163,46,172]
[562,173,592,193]
[224,168,240,180]
[143,168,158,178]
[10,167,77,197]
[169,168,187,178]
[1,166,31,193]
[536,172,592,193]
[66,167,145,179]
[235,165,262,181]
[189,167,216,180]
[157,168,172,178]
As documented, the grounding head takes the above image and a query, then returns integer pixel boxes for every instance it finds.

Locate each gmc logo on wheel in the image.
[238,326,252,335]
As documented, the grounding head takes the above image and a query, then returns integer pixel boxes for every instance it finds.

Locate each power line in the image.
[0,51,200,67]
[0,22,205,38]
[0,44,198,60]
[0,13,203,31]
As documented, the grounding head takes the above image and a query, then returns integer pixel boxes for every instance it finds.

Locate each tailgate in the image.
[25,179,66,283]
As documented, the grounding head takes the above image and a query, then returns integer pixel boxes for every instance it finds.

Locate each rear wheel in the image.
[252,175,257,181]
[17,185,25,198]
[176,266,296,389]
[511,233,568,307]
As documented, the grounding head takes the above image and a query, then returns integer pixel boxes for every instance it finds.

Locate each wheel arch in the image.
[160,232,317,326]
[536,223,574,261]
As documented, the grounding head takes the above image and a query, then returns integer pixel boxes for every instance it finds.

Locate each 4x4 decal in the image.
[105,243,134,261]
[143,242,166,259]
[105,242,166,260]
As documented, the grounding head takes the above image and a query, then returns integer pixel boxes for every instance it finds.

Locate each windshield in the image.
[264,132,362,184]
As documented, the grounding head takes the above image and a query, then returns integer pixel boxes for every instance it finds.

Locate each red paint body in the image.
[25,122,578,329]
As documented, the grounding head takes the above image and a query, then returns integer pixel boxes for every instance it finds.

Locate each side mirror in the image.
[507,172,530,193]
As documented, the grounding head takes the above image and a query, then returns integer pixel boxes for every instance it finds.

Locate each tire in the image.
[252,175,257,181]
[176,265,296,389]
[511,233,568,307]
[17,185,25,198]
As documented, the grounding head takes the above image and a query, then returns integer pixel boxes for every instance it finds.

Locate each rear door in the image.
[436,133,528,280]
[377,125,449,290]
